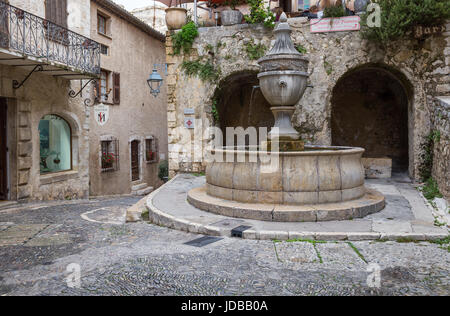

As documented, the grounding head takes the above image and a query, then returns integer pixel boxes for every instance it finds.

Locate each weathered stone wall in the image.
[433,98,450,199]
[166,18,449,181]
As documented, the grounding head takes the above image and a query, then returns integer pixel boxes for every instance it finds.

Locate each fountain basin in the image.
[258,70,309,106]
[187,146,385,222]
[205,145,366,205]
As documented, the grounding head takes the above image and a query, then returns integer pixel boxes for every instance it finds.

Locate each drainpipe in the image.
[194,0,198,25]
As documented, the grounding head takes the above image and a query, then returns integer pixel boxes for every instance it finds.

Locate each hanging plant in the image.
[172,21,199,55]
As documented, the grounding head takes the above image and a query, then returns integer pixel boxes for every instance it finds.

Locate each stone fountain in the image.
[187,14,385,222]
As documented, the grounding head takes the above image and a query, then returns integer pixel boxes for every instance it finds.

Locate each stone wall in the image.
[433,97,450,199]
[165,18,449,181]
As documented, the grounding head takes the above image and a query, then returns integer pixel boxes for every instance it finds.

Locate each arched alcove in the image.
[331,64,413,173]
[214,71,274,146]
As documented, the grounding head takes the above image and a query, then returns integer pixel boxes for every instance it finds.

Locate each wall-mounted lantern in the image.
[147,63,168,98]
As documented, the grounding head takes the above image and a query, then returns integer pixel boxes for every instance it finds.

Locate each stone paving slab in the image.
[143,175,449,242]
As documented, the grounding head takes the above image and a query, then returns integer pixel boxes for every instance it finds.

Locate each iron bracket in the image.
[12,65,44,89]
[68,79,96,98]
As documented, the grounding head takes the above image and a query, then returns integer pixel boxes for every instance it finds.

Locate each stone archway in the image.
[214,71,274,146]
[331,64,413,175]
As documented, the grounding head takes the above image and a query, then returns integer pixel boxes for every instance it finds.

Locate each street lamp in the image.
[147,67,163,98]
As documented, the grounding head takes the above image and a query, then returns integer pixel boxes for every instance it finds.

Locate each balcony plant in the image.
[165,1,188,30]
[220,0,244,26]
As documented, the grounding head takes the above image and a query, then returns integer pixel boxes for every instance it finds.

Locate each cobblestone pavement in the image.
[0,197,449,296]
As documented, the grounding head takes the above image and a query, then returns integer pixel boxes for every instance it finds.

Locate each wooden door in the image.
[131,141,140,182]
[0,99,7,200]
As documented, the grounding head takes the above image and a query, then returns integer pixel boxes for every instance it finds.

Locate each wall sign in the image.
[414,25,446,39]
[184,118,195,129]
[94,104,110,126]
[311,16,361,33]
[184,108,195,115]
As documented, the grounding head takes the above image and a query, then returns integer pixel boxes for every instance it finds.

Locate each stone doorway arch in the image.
[331,64,413,176]
[214,71,274,146]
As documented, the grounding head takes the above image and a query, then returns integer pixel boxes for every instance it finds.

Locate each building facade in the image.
[88,0,167,197]
[0,0,99,202]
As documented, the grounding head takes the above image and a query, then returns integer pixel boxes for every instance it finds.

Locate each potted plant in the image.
[102,152,115,169]
[220,0,243,26]
[146,150,155,162]
[165,1,188,30]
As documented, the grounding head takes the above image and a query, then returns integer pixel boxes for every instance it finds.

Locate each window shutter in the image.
[95,79,100,100]
[58,0,68,28]
[46,0,67,27]
[113,73,120,104]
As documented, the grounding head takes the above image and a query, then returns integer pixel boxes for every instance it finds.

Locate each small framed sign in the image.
[184,108,195,115]
[311,16,361,33]
[184,118,195,129]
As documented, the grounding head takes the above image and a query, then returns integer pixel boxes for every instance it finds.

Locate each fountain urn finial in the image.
[257,13,310,144]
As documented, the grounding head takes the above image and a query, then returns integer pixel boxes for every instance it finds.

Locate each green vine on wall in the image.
[172,21,199,55]
[181,59,220,83]
[245,40,267,60]
[361,0,450,45]
[211,98,220,124]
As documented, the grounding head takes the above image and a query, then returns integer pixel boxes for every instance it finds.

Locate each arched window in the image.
[39,115,72,174]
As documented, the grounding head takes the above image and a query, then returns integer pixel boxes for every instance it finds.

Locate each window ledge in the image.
[98,32,112,40]
[40,170,79,185]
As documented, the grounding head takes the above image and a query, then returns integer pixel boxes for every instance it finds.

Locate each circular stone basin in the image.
[187,145,386,222]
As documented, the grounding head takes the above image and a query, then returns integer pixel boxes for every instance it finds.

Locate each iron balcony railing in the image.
[0,1,100,76]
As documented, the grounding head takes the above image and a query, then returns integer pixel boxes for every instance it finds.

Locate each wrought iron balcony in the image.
[0,1,100,78]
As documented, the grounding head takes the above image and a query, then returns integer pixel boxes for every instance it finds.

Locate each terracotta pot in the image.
[165,8,188,30]
[220,10,243,26]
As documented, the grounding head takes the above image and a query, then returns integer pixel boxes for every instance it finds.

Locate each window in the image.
[100,44,109,55]
[100,70,109,103]
[101,139,119,172]
[145,137,159,163]
[39,115,71,174]
[97,13,110,36]
[96,70,119,104]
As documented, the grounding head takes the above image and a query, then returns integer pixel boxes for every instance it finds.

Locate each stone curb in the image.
[145,177,449,242]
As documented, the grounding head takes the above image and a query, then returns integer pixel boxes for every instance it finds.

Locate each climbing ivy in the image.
[172,21,199,55]
[181,59,220,82]
[211,98,220,124]
[245,40,267,60]
[419,130,441,182]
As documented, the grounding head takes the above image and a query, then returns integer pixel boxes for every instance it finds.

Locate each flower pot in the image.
[165,8,188,30]
[220,10,243,26]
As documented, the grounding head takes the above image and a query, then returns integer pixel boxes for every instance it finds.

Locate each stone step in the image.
[131,183,147,192]
[133,186,154,196]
